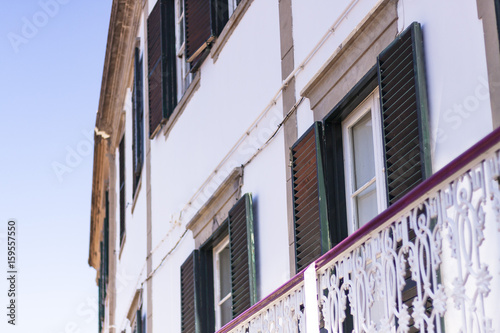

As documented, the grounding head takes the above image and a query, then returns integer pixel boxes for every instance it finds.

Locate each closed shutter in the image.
[147,0,177,138]
[98,191,110,332]
[377,22,431,206]
[228,193,257,318]
[180,251,197,333]
[291,122,330,273]
[181,250,211,333]
[136,309,142,333]
[119,137,125,246]
[132,46,144,194]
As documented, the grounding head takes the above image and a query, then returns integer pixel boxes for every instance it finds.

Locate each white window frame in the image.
[175,0,192,100]
[342,89,386,234]
[227,0,238,17]
[213,236,231,330]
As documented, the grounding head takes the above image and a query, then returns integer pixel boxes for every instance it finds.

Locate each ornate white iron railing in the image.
[219,129,500,333]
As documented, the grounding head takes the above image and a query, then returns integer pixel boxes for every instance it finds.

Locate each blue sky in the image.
[0,1,112,332]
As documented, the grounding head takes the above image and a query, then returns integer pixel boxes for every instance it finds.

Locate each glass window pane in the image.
[180,17,184,45]
[219,245,231,298]
[356,182,377,227]
[221,298,232,327]
[352,112,375,189]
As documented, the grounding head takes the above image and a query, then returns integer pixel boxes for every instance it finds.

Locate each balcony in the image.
[218,127,500,333]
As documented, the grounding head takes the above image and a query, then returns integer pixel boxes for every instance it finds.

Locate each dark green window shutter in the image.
[98,191,110,333]
[147,0,177,138]
[377,22,431,206]
[228,193,257,318]
[291,122,330,273]
[136,309,142,333]
[181,250,210,333]
[132,46,144,195]
[119,137,125,246]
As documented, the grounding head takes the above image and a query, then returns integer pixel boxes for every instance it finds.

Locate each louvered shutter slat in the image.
[228,193,257,319]
[291,122,329,273]
[378,22,431,206]
[180,251,197,333]
[185,0,213,63]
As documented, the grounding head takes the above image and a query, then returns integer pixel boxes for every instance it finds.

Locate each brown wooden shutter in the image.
[291,122,330,273]
[184,0,214,63]
[228,193,257,318]
[377,22,431,205]
[180,250,198,333]
[147,0,177,138]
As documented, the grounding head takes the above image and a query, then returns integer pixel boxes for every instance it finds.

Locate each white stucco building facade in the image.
[89,0,500,332]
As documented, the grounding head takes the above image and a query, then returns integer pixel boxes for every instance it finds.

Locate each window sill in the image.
[210,0,254,63]
[162,73,201,139]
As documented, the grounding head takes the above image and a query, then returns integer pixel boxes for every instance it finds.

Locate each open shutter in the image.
[147,0,177,138]
[132,46,144,194]
[291,122,330,273]
[377,22,431,206]
[228,193,257,318]
[379,23,434,332]
[181,250,211,333]
[136,308,142,333]
[181,250,198,333]
[184,0,230,69]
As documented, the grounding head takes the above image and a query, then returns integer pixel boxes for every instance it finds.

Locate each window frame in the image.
[175,0,192,99]
[213,235,231,330]
[180,193,256,333]
[341,89,387,234]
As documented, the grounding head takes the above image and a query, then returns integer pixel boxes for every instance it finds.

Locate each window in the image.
[147,0,177,137]
[342,91,386,232]
[175,0,192,98]
[180,193,257,332]
[227,0,239,17]
[291,22,431,273]
[213,237,231,329]
[132,45,144,195]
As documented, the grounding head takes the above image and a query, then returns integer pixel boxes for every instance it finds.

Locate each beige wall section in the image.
[301,0,397,120]
[278,0,299,276]
[477,0,500,128]
[107,147,118,333]
[142,1,154,332]
[186,168,243,248]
